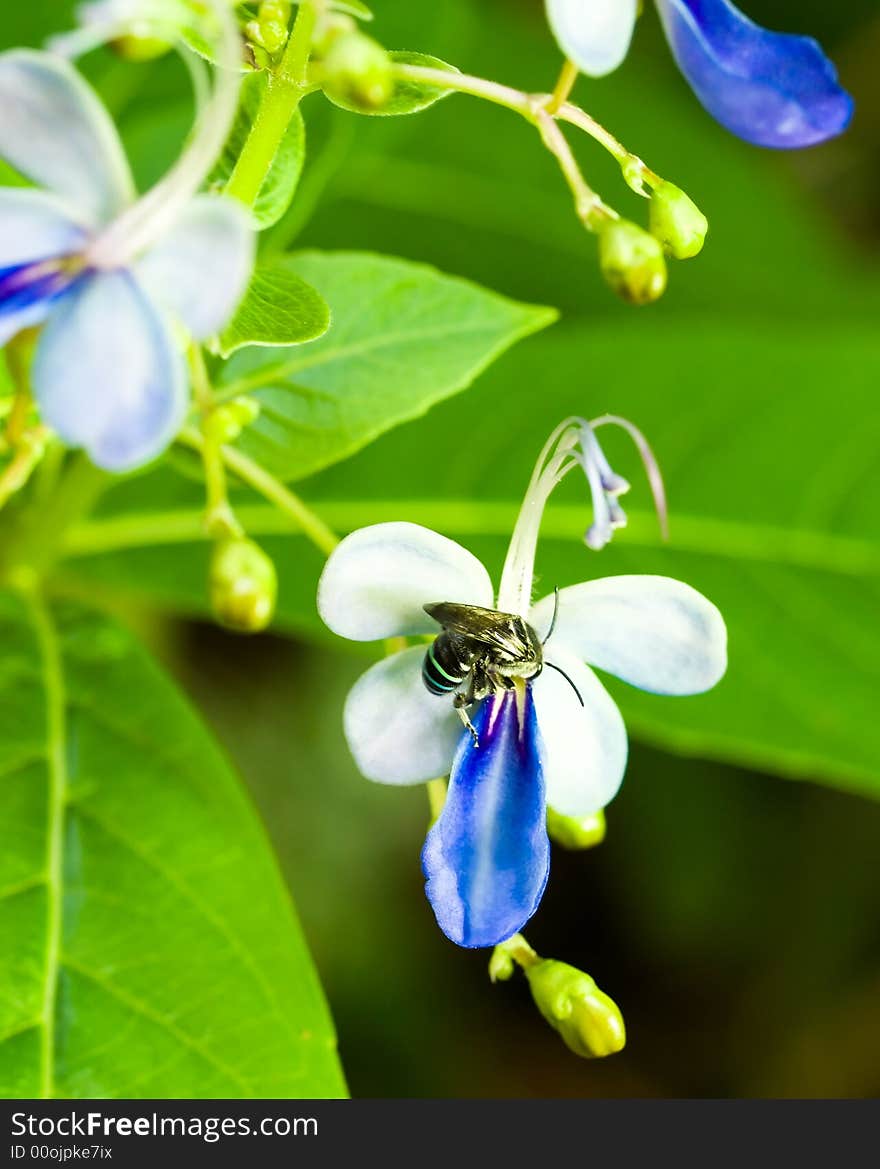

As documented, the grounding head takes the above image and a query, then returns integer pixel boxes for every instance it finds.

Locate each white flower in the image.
[0,1,252,470]
[318,419,727,948]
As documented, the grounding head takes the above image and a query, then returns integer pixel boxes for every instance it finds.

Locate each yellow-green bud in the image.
[649,181,708,260]
[599,219,667,306]
[547,807,606,850]
[321,30,393,111]
[525,960,626,1059]
[488,948,516,984]
[111,33,172,62]
[210,538,277,634]
[206,398,260,446]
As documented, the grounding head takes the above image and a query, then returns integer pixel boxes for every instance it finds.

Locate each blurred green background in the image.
[9,0,880,1096]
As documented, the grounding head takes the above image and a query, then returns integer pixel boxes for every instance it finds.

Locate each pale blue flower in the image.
[0,41,252,470]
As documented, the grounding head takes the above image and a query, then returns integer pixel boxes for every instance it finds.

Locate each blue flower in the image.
[318,420,728,948]
[0,45,253,471]
[545,0,854,149]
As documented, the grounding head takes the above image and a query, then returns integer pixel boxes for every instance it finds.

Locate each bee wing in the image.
[423,602,529,657]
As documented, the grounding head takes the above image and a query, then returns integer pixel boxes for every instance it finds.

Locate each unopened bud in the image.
[247,2,292,56]
[210,538,277,633]
[206,398,260,446]
[599,219,667,305]
[321,30,393,111]
[112,33,172,62]
[488,948,516,984]
[525,960,625,1059]
[649,181,708,260]
[547,807,606,850]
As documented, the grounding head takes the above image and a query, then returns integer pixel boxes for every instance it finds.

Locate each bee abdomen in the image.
[422,637,468,696]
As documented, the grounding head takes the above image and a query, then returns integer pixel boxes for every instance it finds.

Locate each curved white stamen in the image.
[592,413,668,540]
[497,414,666,618]
[87,0,243,267]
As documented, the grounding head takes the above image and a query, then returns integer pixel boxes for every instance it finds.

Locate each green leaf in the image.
[325,51,459,118]
[209,72,306,229]
[0,591,346,1098]
[218,250,557,481]
[61,322,880,802]
[216,259,332,358]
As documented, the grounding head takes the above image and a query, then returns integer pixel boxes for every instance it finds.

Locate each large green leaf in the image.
[0,589,346,1098]
[60,321,880,801]
[218,250,557,481]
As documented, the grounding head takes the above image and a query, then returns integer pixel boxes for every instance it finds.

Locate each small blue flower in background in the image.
[545,0,854,149]
[0,40,252,471]
[318,419,728,948]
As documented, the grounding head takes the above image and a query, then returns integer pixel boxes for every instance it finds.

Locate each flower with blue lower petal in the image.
[318,418,728,948]
[545,0,853,148]
[0,2,253,471]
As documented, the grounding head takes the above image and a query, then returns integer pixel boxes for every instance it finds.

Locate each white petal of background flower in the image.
[136,195,255,340]
[319,522,496,641]
[532,575,728,695]
[0,189,88,267]
[33,270,186,472]
[0,50,135,224]
[344,647,464,784]
[532,645,628,815]
[545,0,639,77]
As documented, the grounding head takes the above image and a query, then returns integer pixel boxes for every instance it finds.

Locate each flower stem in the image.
[492,933,540,974]
[225,1,318,207]
[177,426,340,557]
[545,59,578,115]
[188,347,241,538]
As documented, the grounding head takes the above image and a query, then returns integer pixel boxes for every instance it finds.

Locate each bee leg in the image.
[454,669,481,747]
[453,696,480,747]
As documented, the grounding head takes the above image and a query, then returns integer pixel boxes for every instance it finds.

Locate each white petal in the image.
[532,575,728,695]
[33,270,186,471]
[136,196,255,340]
[319,522,495,641]
[0,189,88,268]
[545,0,638,77]
[533,647,628,816]
[344,647,464,784]
[0,50,134,224]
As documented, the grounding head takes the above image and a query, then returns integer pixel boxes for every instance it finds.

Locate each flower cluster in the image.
[319,418,727,948]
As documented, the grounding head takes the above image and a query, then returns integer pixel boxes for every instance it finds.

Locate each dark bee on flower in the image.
[422,596,580,744]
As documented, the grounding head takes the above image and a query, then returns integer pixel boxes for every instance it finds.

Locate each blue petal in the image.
[0,261,76,346]
[33,269,186,472]
[655,0,854,148]
[422,688,550,949]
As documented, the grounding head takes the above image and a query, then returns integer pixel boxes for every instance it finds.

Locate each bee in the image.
[422,591,583,746]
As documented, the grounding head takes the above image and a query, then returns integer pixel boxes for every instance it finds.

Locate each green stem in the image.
[224,2,318,207]
[177,427,339,557]
[189,347,241,538]
[1,454,108,586]
[493,933,540,972]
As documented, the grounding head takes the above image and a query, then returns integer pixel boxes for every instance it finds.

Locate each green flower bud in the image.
[321,30,394,111]
[598,219,667,306]
[525,960,626,1059]
[111,34,173,62]
[488,948,516,984]
[547,807,606,850]
[649,182,708,260]
[206,398,261,446]
[210,538,277,634]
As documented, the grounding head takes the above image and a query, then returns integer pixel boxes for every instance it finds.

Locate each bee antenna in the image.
[542,587,560,645]
[545,661,584,707]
